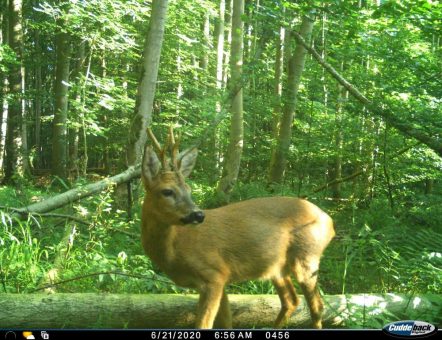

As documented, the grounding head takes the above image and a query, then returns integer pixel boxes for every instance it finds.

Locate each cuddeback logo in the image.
[383,320,438,338]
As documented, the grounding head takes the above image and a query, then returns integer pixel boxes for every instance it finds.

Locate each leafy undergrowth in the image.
[0,181,441,298]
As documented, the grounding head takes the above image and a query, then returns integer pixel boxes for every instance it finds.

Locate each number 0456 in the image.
[265,332,290,339]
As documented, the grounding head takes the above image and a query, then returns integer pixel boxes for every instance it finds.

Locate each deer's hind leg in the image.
[292,257,323,329]
[272,276,300,328]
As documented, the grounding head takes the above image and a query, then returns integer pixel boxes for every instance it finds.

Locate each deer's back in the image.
[174,197,334,283]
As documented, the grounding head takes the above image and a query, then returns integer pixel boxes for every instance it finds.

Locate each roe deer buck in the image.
[141,127,335,329]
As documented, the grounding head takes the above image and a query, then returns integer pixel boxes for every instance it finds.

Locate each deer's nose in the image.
[192,211,205,223]
[181,210,205,224]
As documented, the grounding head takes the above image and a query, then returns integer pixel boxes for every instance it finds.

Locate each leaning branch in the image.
[291,30,442,158]
[12,166,141,216]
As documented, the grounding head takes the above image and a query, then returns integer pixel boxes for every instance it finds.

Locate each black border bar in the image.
[2,329,441,340]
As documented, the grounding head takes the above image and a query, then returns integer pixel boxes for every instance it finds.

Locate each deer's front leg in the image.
[195,283,225,329]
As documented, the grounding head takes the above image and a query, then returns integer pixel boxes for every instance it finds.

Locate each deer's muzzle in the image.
[181,211,205,224]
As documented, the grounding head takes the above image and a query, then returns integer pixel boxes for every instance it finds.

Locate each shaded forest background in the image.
[0,0,441,327]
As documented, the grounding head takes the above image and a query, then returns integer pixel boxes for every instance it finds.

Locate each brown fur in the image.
[141,145,335,329]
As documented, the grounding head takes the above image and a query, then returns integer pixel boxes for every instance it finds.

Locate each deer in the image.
[140,127,335,329]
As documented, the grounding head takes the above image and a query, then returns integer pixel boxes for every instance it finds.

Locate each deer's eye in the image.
[161,189,175,197]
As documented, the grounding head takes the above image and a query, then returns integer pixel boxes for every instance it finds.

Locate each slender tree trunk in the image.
[21,48,29,176]
[69,41,86,178]
[34,29,42,169]
[0,0,8,170]
[200,10,210,71]
[79,50,92,176]
[52,27,71,180]
[268,15,314,185]
[222,0,233,86]
[330,85,345,198]
[215,0,225,91]
[209,0,226,184]
[272,25,285,138]
[126,0,169,167]
[100,52,111,174]
[424,179,434,195]
[216,0,244,201]
[3,0,23,184]
[176,43,183,116]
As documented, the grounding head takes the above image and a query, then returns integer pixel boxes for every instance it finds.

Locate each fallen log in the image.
[1,293,440,329]
[12,166,141,216]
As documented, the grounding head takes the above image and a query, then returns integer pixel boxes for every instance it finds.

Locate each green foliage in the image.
[0,44,18,73]
[322,197,442,296]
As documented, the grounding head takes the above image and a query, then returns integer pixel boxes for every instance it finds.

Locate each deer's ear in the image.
[178,148,198,178]
[142,146,161,187]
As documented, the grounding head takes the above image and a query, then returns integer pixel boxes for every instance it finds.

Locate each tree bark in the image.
[291,30,442,158]
[222,0,233,86]
[34,29,42,169]
[3,0,23,184]
[68,41,86,178]
[424,178,434,195]
[0,293,440,329]
[200,10,210,71]
[272,25,285,138]
[13,166,141,215]
[0,0,7,170]
[215,0,225,91]
[330,81,346,199]
[268,16,314,185]
[208,0,226,184]
[52,27,71,180]
[126,0,169,167]
[216,0,244,201]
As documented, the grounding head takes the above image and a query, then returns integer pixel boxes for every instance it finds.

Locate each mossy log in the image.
[0,293,440,329]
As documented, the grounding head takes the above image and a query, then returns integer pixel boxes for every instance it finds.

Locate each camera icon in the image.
[40,332,49,340]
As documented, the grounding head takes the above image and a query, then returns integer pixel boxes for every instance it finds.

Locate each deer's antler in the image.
[147,127,169,169]
[168,126,181,171]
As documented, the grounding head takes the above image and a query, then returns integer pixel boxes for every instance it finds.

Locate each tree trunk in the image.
[272,25,285,138]
[268,16,314,185]
[3,0,23,184]
[0,293,440,329]
[330,81,346,199]
[215,0,225,91]
[13,166,141,216]
[176,44,183,116]
[126,0,169,167]
[21,53,30,176]
[52,28,71,180]
[79,50,92,176]
[424,178,434,195]
[200,10,210,71]
[208,0,226,184]
[216,0,244,201]
[68,41,86,178]
[34,29,42,169]
[222,0,233,86]
[0,0,8,170]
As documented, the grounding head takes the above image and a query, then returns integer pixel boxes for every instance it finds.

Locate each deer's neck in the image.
[142,205,177,269]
